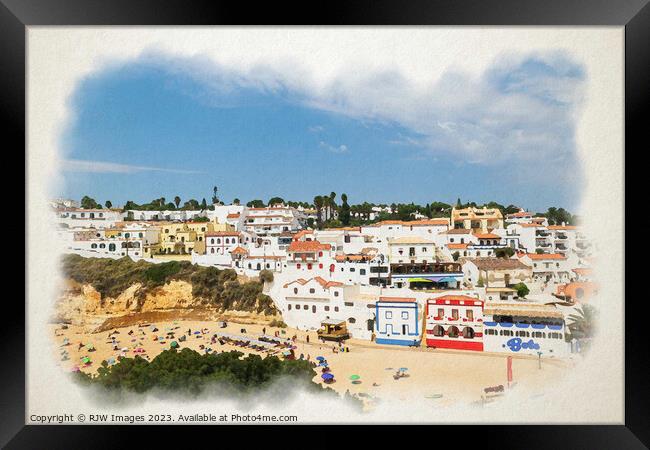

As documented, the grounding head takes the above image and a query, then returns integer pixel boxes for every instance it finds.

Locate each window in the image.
[334,306,339,312]
[432,325,445,337]
[307,263,312,270]
[295,304,300,310]
[344,302,353,307]
[319,264,323,269]
[318,251,323,257]
[466,310,474,321]
[297,263,301,269]
[288,304,292,310]
[401,311,408,319]
[360,269,366,275]
[324,306,330,312]
[312,305,316,313]
[422,247,427,252]
[452,309,459,320]
[309,288,315,294]
[334,291,339,297]
[348,317,356,324]
[385,311,393,319]
[211,248,214,254]
[447,326,459,338]
[350,268,355,272]
[304,305,308,310]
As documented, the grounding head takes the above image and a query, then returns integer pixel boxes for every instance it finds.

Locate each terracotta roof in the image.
[407,219,449,226]
[483,302,564,319]
[230,246,248,255]
[447,243,469,250]
[507,211,531,218]
[283,277,342,289]
[287,240,331,252]
[292,230,313,241]
[226,213,240,219]
[519,223,543,228]
[378,296,416,303]
[468,257,530,271]
[548,225,578,230]
[429,295,483,303]
[474,233,501,239]
[446,229,472,235]
[524,253,566,260]
[335,254,371,262]
[572,268,592,276]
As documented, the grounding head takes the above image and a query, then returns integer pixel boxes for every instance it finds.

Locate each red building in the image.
[425,295,484,351]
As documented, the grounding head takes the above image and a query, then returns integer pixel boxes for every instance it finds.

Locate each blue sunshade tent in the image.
[321,373,334,380]
[399,367,408,372]
[316,356,325,361]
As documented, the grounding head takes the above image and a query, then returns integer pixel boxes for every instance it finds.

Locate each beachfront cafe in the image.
[482,302,569,357]
[390,262,464,290]
[317,319,350,342]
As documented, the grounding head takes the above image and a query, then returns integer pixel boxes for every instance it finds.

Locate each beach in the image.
[51,318,574,406]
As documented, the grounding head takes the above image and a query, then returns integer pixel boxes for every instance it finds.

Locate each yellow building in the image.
[451,207,504,232]
[158,219,234,256]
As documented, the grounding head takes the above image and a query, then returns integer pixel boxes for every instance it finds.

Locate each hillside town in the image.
[51,195,597,360]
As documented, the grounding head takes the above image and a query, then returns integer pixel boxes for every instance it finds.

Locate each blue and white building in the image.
[482,302,569,357]
[374,296,421,346]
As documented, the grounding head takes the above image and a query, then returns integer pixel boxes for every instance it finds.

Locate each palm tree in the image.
[174,196,181,209]
[566,304,597,340]
[314,195,324,225]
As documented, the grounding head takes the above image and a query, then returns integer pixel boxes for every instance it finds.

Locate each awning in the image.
[408,277,435,283]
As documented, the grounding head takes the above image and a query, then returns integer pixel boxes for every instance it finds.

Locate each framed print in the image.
[3,0,648,446]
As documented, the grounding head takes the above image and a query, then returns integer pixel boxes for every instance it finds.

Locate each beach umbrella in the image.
[321,373,334,380]
[81,356,91,364]
[399,367,408,372]
[350,374,361,381]
[316,356,325,361]
[193,331,201,334]
[170,341,179,349]
[121,347,128,352]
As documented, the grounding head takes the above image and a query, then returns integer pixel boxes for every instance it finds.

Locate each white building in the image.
[374,297,421,346]
[482,302,569,357]
[518,253,573,283]
[55,208,125,229]
[240,206,301,236]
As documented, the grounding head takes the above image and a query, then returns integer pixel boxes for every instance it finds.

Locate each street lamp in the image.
[537,351,543,369]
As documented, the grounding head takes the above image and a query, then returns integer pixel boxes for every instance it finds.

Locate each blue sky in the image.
[60,52,585,212]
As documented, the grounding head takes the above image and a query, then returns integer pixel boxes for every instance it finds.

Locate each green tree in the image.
[339,193,351,226]
[104,200,112,209]
[314,196,324,225]
[259,269,274,284]
[268,197,285,206]
[233,198,240,205]
[174,196,181,209]
[513,282,529,298]
[452,251,460,261]
[200,198,208,211]
[246,199,265,208]
[495,247,515,258]
[80,195,101,209]
[212,186,219,204]
[566,305,597,340]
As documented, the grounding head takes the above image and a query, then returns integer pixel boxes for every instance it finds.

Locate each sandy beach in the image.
[51,318,574,406]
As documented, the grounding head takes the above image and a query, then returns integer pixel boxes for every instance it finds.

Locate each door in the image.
[402,324,409,335]
[385,324,394,336]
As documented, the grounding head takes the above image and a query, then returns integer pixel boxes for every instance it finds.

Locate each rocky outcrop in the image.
[54,279,280,332]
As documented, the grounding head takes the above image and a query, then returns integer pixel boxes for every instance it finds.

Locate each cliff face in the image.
[55,279,280,332]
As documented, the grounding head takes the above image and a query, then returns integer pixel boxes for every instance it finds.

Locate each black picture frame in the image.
[4,0,646,447]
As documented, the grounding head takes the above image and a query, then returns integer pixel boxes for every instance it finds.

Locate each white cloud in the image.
[62,159,202,174]
[308,125,324,133]
[319,141,348,154]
